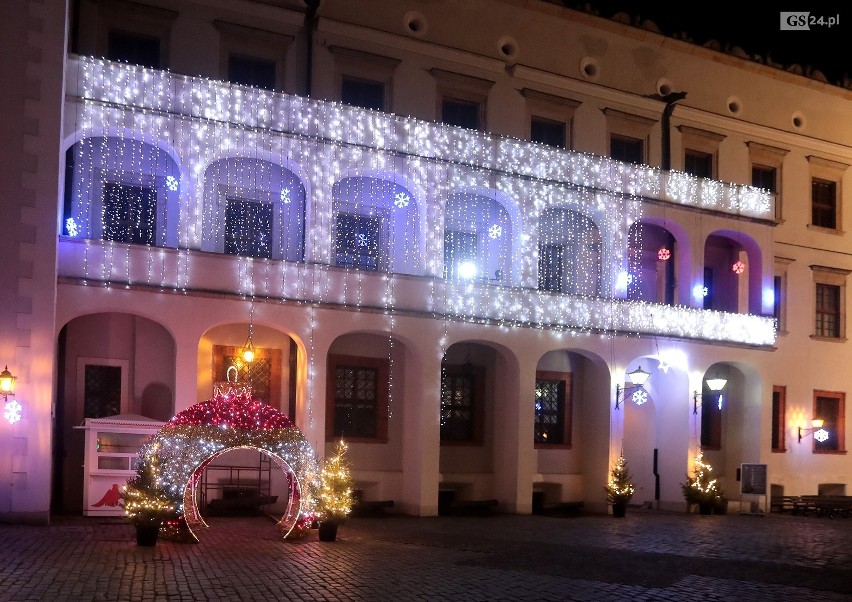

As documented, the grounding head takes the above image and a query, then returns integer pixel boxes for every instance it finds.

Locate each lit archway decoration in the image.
[657,246,671,261]
[732,260,746,274]
[141,384,321,543]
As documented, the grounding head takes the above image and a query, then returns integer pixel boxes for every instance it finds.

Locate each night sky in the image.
[571,2,849,85]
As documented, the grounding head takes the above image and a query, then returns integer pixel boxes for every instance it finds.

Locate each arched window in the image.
[332,176,420,274]
[537,208,601,296]
[63,136,181,247]
[443,190,512,283]
[202,157,306,261]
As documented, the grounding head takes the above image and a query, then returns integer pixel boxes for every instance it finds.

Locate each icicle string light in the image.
[68,57,772,218]
[59,56,777,347]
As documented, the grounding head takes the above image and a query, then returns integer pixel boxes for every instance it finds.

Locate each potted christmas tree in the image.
[121,447,175,546]
[681,450,723,515]
[317,440,354,542]
[605,455,636,517]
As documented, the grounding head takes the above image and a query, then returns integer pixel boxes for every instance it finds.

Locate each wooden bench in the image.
[206,494,278,516]
[793,495,852,518]
[535,501,584,516]
[441,498,499,516]
[351,498,395,517]
[770,495,799,513]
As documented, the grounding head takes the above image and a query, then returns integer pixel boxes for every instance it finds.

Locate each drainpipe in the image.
[304,0,321,97]
[650,91,687,171]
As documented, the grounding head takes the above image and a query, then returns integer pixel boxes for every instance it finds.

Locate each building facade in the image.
[1,0,849,524]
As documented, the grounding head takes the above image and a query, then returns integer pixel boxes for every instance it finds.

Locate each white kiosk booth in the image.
[76,414,164,517]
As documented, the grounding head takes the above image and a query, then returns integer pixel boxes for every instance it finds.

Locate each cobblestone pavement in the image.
[1,509,850,601]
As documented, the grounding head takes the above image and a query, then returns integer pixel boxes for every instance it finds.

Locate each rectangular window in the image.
[752,164,777,193]
[444,230,478,280]
[103,183,156,245]
[441,97,481,130]
[440,365,482,443]
[107,30,161,69]
[534,371,572,447]
[84,365,122,419]
[703,267,714,310]
[815,283,841,337]
[341,76,385,111]
[684,150,713,179]
[530,116,567,148]
[813,391,845,453]
[335,213,382,271]
[224,198,273,259]
[700,390,722,449]
[771,386,786,452]
[610,134,643,165]
[327,355,388,442]
[812,178,837,229]
[227,54,277,90]
[538,244,564,293]
[773,275,782,329]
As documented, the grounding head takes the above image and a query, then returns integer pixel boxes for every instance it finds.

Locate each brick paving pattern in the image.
[1,510,850,601]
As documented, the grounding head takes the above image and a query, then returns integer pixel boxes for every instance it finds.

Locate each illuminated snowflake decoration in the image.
[657,246,671,261]
[4,400,22,424]
[393,192,410,208]
[356,233,369,247]
[280,188,291,204]
[165,175,179,191]
[632,390,649,406]
[732,260,746,274]
[814,428,830,443]
[488,224,503,239]
[65,217,79,237]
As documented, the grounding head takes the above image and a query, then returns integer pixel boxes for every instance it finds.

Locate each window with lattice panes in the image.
[224,197,273,259]
[812,178,837,229]
[102,183,156,245]
[444,230,479,281]
[816,283,841,338]
[814,391,845,453]
[440,365,483,443]
[326,355,388,442]
[212,345,282,409]
[84,364,122,418]
[534,371,572,447]
[335,212,382,271]
[700,389,722,450]
[772,386,786,452]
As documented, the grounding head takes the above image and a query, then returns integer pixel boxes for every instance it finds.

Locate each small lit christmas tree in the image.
[318,440,354,525]
[121,446,175,527]
[681,450,722,508]
[605,455,636,506]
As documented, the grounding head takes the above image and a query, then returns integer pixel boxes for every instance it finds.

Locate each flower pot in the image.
[698,501,714,515]
[135,522,161,546]
[318,522,339,542]
[611,501,628,518]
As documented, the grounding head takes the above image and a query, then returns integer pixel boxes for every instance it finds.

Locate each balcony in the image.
[59,55,776,348]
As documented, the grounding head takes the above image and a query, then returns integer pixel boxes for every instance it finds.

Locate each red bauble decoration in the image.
[657,246,671,261]
[732,260,746,275]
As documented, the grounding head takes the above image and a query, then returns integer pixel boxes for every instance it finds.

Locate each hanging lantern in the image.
[732,260,746,275]
[657,246,671,261]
